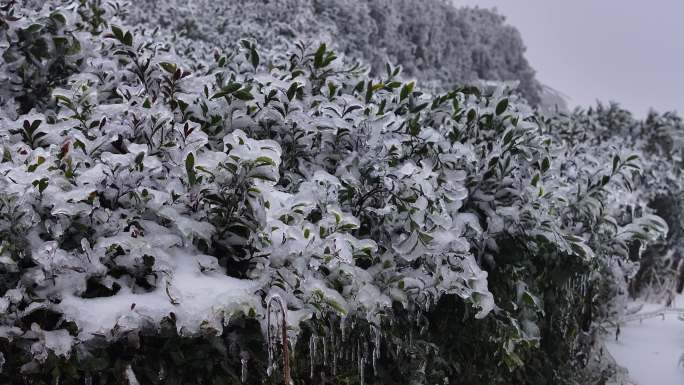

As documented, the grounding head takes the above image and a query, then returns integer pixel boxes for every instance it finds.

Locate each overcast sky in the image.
[456,1,684,117]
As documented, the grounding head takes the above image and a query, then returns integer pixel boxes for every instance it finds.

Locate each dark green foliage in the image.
[1,5,84,114]
[0,315,268,385]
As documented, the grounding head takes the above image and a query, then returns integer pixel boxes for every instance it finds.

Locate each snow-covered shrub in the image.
[0,1,669,384]
[549,103,684,302]
[125,0,542,104]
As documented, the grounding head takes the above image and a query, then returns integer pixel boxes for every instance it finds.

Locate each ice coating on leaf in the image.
[42,329,74,359]
[158,207,216,242]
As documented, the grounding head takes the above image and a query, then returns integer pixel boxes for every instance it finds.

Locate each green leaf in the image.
[286,82,299,101]
[111,26,124,41]
[25,24,42,35]
[30,120,42,131]
[531,173,540,187]
[160,62,177,74]
[33,177,49,193]
[541,157,550,173]
[496,98,509,115]
[254,156,275,166]
[570,242,588,259]
[134,152,145,169]
[365,80,373,104]
[339,223,358,231]
[327,82,338,99]
[50,12,66,24]
[522,291,543,311]
[2,147,12,163]
[601,175,610,186]
[123,31,133,46]
[233,89,254,101]
[503,130,514,145]
[314,43,326,69]
[185,153,196,186]
[467,109,477,124]
[250,47,259,69]
[210,82,241,99]
[400,82,414,101]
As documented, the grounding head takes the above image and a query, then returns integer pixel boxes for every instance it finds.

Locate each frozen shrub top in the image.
[126,0,542,103]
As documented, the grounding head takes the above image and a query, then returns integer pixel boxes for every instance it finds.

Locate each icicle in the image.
[376,326,382,353]
[266,328,274,377]
[266,294,292,385]
[333,346,337,375]
[351,342,355,361]
[240,353,248,383]
[313,336,317,361]
[358,340,364,385]
[309,335,315,379]
[420,325,427,336]
[363,341,370,378]
[332,331,338,376]
[266,315,275,377]
[360,358,365,385]
[266,296,279,377]
[125,365,140,385]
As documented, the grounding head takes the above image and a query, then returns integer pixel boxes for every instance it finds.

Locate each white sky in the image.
[456,1,684,117]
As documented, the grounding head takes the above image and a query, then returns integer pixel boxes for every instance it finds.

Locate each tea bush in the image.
[0,1,673,384]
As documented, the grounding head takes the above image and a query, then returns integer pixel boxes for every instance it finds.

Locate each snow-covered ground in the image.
[606,299,684,385]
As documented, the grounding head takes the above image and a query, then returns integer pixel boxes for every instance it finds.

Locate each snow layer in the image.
[606,297,684,385]
[58,251,260,341]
